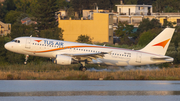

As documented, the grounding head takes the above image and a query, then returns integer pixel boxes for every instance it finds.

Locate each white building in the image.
[115,4,152,15]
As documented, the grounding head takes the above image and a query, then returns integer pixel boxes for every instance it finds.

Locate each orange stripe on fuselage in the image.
[24,45,163,56]
[25,45,126,53]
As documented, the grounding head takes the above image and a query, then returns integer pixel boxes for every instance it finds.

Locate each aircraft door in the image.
[136,53,141,63]
[25,38,31,49]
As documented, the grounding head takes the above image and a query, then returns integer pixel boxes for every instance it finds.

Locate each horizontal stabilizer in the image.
[151,56,174,62]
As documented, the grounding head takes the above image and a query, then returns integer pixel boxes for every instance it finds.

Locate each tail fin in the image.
[140,28,175,55]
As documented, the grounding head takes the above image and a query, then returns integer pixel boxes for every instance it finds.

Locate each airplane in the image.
[4,28,175,71]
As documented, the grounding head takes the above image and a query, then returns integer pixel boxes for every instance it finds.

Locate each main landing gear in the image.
[24,55,29,65]
[79,62,87,72]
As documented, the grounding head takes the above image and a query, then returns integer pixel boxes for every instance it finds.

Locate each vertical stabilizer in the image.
[140,28,175,55]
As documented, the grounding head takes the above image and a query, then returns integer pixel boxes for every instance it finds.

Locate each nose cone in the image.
[4,42,10,50]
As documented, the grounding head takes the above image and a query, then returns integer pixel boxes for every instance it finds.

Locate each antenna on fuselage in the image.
[30,35,32,37]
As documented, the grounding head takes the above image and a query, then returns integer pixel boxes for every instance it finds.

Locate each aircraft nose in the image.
[4,42,10,50]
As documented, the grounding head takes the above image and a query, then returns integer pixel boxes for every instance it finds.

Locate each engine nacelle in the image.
[54,55,75,65]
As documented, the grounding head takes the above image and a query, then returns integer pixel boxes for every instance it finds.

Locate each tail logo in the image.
[153,39,170,48]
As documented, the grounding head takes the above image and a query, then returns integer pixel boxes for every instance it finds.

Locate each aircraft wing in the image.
[62,52,108,61]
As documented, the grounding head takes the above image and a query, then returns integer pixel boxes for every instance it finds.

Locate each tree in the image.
[56,0,70,10]
[124,0,138,4]
[14,0,30,13]
[0,3,4,21]
[39,28,63,40]
[4,10,22,24]
[0,37,8,64]
[10,23,37,39]
[136,18,161,40]
[137,0,156,5]
[137,28,162,46]
[0,0,16,21]
[14,0,38,15]
[163,20,176,28]
[153,0,180,13]
[67,7,75,18]
[33,0,58,30]
[76,35,92,43]
[166,43,178,63]
[70,0,122,15]
[114,21,134,45]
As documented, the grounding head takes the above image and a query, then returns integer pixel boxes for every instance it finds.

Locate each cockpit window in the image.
[12,40,20,43]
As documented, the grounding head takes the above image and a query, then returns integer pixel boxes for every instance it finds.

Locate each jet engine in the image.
[54,55,77,65]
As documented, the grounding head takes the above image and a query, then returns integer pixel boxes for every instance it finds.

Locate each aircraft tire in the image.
[24,61,27,65]
[81,67,87,72]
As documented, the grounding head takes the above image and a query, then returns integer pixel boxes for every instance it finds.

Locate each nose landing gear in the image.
[24,55,29,65]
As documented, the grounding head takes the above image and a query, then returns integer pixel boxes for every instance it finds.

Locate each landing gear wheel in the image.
[79,65,87,72]
[24,61,27,65]
[82,67,87,72]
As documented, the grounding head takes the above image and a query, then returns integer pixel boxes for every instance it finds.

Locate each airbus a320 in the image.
[4,28,175,71]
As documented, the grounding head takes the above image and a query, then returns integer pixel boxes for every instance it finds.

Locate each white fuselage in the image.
[4,37,173,66]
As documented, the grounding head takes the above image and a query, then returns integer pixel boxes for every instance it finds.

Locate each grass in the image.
[0,62,180,80]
